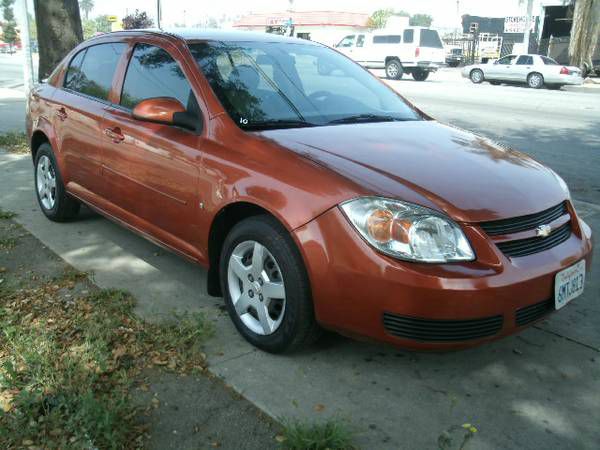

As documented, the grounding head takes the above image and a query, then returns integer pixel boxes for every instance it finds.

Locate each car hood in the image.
[257,121,567,223]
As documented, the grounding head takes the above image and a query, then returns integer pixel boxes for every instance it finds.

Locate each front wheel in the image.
[527,72,544,89]
[219,215,320,353]
[412,70,429,81]
[34,143,80,221]
[470,69,484,84]
[385,59,403,80]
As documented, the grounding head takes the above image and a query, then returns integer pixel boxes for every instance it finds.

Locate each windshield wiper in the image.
[327,114,412,125]
[244,119,317,131]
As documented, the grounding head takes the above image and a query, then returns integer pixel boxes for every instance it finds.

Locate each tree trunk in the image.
[569,0,600,73]
[33,0,83,81]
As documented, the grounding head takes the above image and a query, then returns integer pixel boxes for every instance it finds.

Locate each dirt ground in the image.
[0,214,281,450]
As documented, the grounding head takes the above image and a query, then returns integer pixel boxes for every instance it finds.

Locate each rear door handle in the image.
[56,107,68,121]
[104,126,125,143]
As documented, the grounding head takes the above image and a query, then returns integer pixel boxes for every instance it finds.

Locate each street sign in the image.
[107,15,118,22]
[504,16,536,34]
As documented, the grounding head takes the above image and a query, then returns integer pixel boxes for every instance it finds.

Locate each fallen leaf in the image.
[314,403,325,412]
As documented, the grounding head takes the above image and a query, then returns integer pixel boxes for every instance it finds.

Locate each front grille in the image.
[515,299,553,326]
[383,312,503,342]
[480,202,568,236]
[496,223,571,258]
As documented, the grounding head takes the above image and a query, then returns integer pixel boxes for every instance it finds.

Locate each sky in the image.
[15,0,540,31]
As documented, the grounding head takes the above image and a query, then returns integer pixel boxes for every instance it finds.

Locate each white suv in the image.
[335,27,445,81]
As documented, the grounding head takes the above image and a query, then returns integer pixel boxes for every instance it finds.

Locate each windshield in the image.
[188,41,421,131]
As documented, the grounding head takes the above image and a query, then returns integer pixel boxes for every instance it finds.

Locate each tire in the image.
[34,143,80,221]
[385,59,403,80]
[412,70,429,81]
[470,69,484,84]
[489,81,501,86]
[527,72,544,89]
[219,215,320,353]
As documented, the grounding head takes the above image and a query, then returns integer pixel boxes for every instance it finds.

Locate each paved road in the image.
[1,74,600,449]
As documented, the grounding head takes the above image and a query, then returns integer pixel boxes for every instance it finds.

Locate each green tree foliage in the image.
[94,14,111,33]
[368,9,433,29]
[1,0,18,49]
[410,13,433,27]
[78,0,93,20]
[122,9,153,30]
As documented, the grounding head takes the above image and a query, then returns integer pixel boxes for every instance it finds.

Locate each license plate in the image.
[554,260,585,310]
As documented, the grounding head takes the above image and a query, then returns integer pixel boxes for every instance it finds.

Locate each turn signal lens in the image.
[366,209,393,243]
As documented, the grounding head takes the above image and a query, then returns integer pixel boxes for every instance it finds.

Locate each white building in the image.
[232,10,370,47]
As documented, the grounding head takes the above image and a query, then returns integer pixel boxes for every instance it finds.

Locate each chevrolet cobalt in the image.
[27,30,592,353]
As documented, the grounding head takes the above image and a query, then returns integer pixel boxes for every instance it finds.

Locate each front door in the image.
[101,42,205,257]
[487,54,517,80]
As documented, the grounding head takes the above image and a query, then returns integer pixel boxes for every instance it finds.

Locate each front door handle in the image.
[104,127,125,143]
[56,107,68,121]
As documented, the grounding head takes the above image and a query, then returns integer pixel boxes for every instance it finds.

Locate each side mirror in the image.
[132,97,186,126]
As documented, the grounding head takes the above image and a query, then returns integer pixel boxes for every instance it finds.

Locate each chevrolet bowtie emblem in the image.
[536,224,552,237]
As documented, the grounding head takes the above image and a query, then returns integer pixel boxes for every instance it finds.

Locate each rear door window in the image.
[356,35,365,47]
[419,29,443,48]
[120,43,196,111]
[516,55,533,65]
[64,43,126,101]
[403,29,414,44]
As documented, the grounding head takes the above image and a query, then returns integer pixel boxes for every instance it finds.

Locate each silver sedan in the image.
[462,54,583,89]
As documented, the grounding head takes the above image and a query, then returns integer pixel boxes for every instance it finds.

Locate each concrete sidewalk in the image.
[1,150,600,449]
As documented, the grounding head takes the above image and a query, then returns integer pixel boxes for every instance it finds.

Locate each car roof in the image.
[87,28,321,45]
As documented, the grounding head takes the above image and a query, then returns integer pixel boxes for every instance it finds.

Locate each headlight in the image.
[340,197,475,263]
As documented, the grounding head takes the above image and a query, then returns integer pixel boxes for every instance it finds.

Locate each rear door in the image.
[100,40,205,255]
[513,55,534,82]
[52,42,126,197]
[417,29,444,64]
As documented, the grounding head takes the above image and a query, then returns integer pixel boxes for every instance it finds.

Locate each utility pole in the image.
[156,0,161,28]
[522,0,534,53]
[18,0,35,91]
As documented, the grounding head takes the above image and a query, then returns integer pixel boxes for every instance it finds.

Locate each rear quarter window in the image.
[373,35,401,44]
[419,29,443,48]
[403,29,414,44]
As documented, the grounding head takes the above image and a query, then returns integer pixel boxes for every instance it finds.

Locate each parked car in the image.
[335,27,445,81]
[445,47,463,67]
[462,54,583,89]
[27,30,592,353]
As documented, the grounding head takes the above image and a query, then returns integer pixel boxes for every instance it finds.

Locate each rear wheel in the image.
[470,69,484,84]
[34,143,80,221]
[385,59,403,80]
[219,215,320,353]
[527,72,544,89]
[412,70,429,81]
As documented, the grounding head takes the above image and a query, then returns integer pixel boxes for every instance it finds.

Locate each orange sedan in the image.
[26,30,593,353]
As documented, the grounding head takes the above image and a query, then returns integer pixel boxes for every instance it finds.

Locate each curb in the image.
[563,84,600,94]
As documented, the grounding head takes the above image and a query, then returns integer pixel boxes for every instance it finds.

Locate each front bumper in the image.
[293,206,593,351]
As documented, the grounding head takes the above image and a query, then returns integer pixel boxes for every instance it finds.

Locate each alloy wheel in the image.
[36,155,57,210]
[227,240,286,335]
